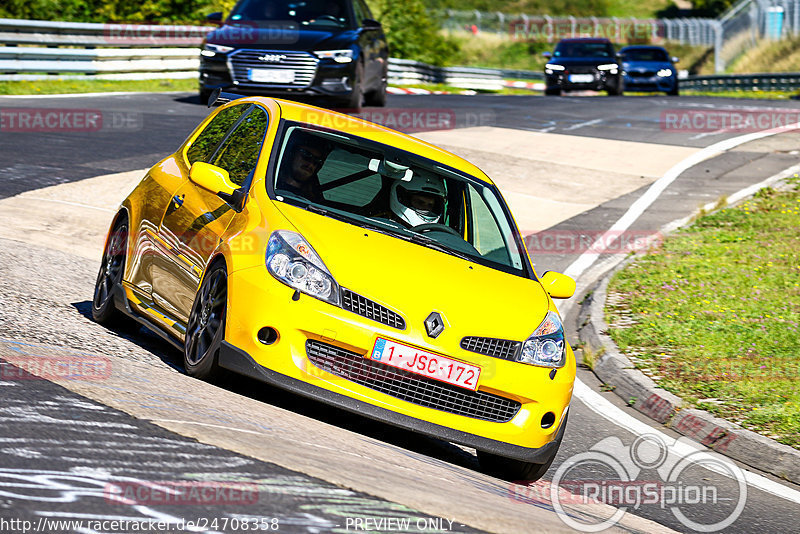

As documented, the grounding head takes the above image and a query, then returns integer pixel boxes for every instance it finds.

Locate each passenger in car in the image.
[277,134,330,202]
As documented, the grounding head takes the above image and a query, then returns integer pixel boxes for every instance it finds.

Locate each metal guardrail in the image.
[680,72,800,91]
[0,18,798,92]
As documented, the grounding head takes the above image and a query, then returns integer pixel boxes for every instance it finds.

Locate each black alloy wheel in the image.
[184,262,227,379]
[92,218,131,326]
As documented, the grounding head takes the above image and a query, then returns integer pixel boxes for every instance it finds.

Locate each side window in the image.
[318,149,382,207]
[467,184,515,266]
[353,0,370,24]
[211,107,270,187]
[186,105,249,166]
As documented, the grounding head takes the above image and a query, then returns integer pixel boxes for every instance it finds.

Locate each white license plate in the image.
[370,338,480,391]
[248,68,295,83]
[568,74,594,83]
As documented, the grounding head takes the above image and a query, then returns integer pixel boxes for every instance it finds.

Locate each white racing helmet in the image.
[389,172,446,226]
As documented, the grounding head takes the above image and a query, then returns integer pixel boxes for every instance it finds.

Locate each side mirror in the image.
[540,271,576,299]
[672,56,680,64]
[542,51,552,59]
[190,162,246,212]
[362,18,382,31]
[206,12,223,25]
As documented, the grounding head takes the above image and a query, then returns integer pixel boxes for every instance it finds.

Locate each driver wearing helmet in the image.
[389,172,447,227]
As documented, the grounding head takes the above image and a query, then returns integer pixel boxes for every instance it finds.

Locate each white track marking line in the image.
[566,124,800,503]
[20,197,115,212]
[574,381,800,505]
[563,122,800,280]
[147,419,268,436]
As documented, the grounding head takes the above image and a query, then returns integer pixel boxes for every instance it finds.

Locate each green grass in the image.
[727,35,800,74]
[0,78,196,95]
[606,180,800,449]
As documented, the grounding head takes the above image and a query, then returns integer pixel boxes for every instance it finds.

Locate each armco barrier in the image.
[0,18,798,92]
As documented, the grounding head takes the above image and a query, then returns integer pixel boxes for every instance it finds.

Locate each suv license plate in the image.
[370,338,480,391]
[249,69,295,83]
[568,74,594,83]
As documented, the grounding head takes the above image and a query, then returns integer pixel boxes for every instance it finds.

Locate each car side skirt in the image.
[218,340,568,464]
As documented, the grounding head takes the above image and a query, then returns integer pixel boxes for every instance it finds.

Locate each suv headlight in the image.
[314,49,354,63]
[657,68,673,77]
[518,311,566,368]
[597,63,619,74]
[545,63,565,71]
[266,230,340,305]
[202,43,234,57]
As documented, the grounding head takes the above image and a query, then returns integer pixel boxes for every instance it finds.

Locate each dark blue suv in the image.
[619,46,679,96]
[199,0,388,111]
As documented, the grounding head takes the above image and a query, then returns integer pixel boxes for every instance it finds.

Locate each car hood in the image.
[206,25,358,51]
[623,60,673,71]
[277,203,550,342]
[548,57,617,68]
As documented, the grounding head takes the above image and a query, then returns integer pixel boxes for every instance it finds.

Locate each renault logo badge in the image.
[424,312,445,338]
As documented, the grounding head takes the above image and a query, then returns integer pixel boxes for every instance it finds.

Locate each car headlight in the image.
[657,68,673,77]
[266,230,340,305]
[545,63,565,71]
[597,63,619,71]
[518,311,566,368]
[314,49,354,63]
[202,43,234,57]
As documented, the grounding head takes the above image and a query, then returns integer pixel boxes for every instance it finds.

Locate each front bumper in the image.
[200,53,357,98]
[623,75,677,92]
[546,71,621,92]
[222,265,574,460]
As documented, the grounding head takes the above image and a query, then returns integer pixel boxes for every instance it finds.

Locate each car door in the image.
[353,0,386,89]
[152,105,270,327]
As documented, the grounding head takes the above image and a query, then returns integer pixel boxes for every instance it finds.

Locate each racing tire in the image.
[667,86,679,96]
[184,261,227,380]
[199,88,212,106]
[544,87,561,96]
[92,217,135,328]
[365,74,388,107]
[342,62,364,112]
[607,85,624,96]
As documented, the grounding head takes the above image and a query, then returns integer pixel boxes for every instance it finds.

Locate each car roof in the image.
[620,45,667,51]
[236,96,493,185]
[557,38,612,44]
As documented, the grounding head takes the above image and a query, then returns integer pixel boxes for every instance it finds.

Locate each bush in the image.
[373,0,459,66]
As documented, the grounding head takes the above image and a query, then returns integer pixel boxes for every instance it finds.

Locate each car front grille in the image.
[629,70,656,78]
[305,340,521,423]
[341,288,405,330]
[461,336,520,361]
[565,66,598,74]
[229,49,319,88]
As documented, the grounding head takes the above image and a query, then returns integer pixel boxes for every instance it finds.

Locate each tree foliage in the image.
[372,0,458,66]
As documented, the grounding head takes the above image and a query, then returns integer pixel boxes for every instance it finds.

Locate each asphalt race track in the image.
[1,91,800,533]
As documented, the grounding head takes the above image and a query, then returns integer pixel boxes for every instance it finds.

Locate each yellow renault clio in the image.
[92,94,576,480]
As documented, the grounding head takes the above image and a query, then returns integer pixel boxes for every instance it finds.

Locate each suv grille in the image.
[229,49,319,88]
[341,289,405,330]
[461,337,520,361]
[306,340,521,423]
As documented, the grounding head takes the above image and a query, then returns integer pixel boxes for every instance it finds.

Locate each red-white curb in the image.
[503,80,545,91]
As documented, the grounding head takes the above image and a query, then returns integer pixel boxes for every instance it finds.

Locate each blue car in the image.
[619,45,679,96]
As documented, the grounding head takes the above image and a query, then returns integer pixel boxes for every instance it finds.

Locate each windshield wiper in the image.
[408,233,474,262]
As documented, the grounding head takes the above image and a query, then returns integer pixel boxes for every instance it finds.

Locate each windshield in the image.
[271,123,529,277]
[622,48,669,62]
[229,0,352,28]
[554,41,615,58]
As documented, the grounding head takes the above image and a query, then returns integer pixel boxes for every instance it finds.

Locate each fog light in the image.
[541,411,556,429]
[257,327,278,345]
